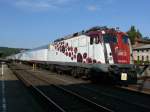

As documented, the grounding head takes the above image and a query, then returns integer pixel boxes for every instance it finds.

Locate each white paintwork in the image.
[30,49,48,61]
[14,49,48,61]
[47,34,106,63]
[1,64,7,112]
[8,34,115,64]
[1,63,4,75]
[128,39,134,64]
[105,43,114,64]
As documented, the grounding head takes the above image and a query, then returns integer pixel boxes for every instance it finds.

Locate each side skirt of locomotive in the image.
[20,60,137,85]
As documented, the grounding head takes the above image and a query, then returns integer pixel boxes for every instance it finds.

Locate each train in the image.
[7,26,137,85]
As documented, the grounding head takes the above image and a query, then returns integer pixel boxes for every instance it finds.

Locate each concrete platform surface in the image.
[0,64,44,112]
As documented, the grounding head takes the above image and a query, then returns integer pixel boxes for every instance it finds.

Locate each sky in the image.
[0,0,150,48]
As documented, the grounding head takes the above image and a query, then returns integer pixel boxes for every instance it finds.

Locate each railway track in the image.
[63,84,150,112]
[10,64,150,112]
[10,65,113,112]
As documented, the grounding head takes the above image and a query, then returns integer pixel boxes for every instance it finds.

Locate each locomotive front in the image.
[87,27,137,85]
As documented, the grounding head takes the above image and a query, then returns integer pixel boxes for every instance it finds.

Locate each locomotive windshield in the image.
[122,35,128,44]
[103,35,117,44]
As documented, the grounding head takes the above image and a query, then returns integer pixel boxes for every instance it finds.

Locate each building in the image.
[133,37,150,47]
[133,44,150,64]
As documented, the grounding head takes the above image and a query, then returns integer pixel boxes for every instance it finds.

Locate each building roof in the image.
[136,38,150,44]
[133,44,150,50]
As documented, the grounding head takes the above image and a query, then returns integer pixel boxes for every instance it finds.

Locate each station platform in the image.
[0,64,43,112]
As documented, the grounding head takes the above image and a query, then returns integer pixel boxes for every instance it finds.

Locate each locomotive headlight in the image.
[115,46,118,53]
[101,30,105,34]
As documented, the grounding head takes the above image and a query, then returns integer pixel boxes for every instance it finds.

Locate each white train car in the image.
[8,45,48,61]
[7,53,22,60]
[26,45,48,61]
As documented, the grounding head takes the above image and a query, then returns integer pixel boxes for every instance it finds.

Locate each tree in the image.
[127,26,143,45]
[127,26,137,44]
[0,52,3,58]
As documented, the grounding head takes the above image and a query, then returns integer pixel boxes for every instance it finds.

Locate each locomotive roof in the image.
[54,26,121,42]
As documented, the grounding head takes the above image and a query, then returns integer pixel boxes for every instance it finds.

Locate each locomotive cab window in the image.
[112,36,117,43]
[104,35,117,44]
[122,36,128,44]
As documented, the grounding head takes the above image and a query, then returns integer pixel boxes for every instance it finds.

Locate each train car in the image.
[25,45,48,61]
[16,45,48,61]
[8,26,137,85]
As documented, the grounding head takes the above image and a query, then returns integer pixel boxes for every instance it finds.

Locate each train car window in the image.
[90,35,100,45]
[95,36,100,44]
[90,37,94,45]
[122,36,128,44]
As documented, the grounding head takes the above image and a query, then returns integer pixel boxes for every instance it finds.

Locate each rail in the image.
[11,66,113,112]
[25,70,113,112]
[11,68,66,112]
[10,64,150,112]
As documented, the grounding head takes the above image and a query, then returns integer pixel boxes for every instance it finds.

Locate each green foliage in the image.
[0,47,23,58]
[0,52,3,57]
[134,60,149,64]
[127,26,142,44]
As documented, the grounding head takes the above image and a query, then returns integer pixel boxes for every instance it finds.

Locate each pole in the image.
[33,64,35,71]
[1,62,4,76]
[35,64,36,70]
